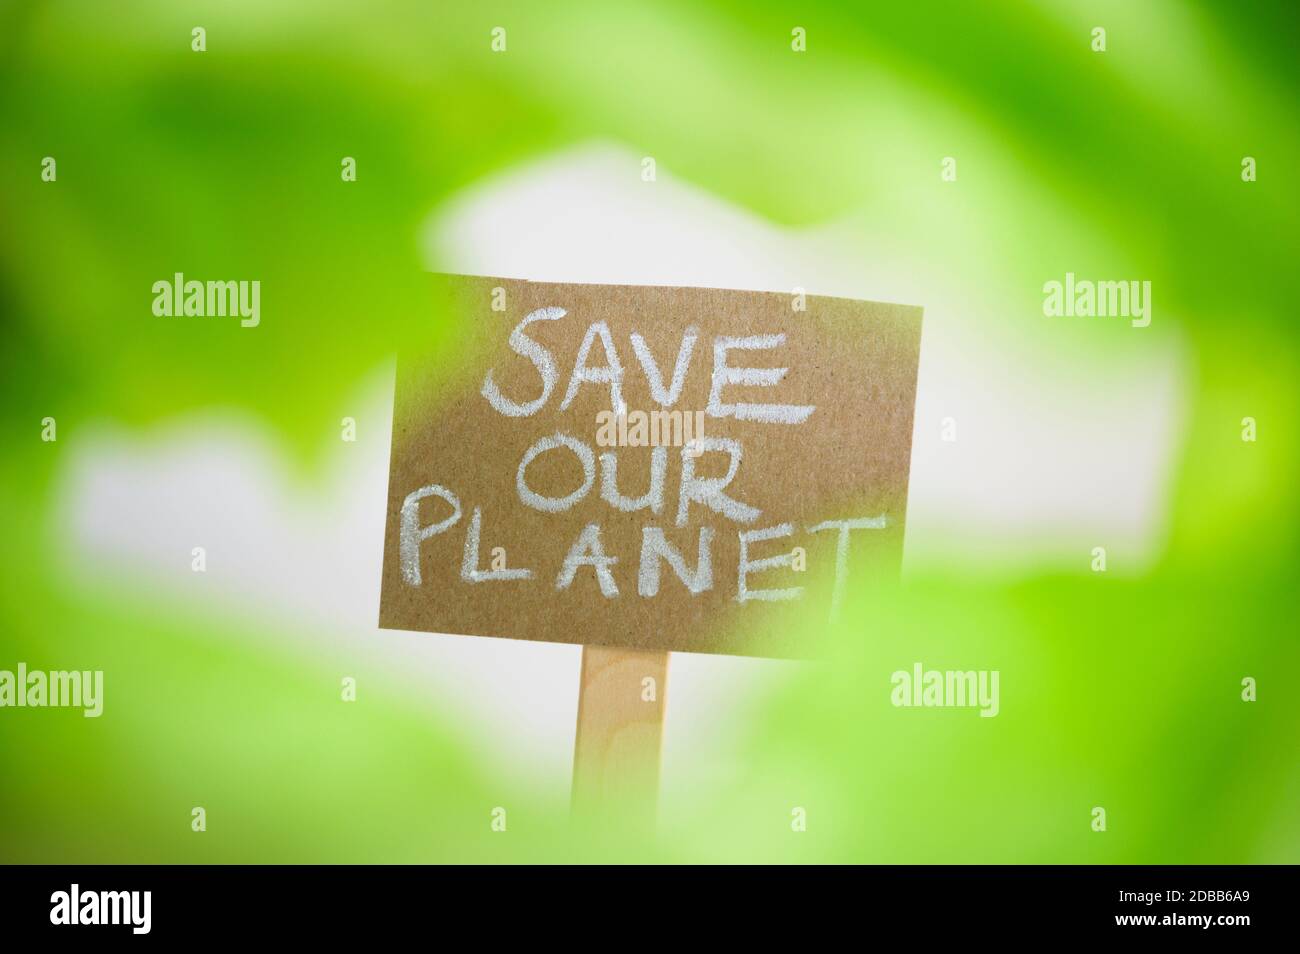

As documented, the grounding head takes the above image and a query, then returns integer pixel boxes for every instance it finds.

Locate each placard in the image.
[379,276,922,658]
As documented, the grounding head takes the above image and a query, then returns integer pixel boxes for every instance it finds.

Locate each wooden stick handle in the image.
[571,645,669,827]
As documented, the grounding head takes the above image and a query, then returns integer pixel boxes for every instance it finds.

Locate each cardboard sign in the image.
[379,276,922,658]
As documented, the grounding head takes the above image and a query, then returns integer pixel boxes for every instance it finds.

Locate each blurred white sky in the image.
[54,140,1187,802]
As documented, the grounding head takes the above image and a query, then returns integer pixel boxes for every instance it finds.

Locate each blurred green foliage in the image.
[1,1,1296,862]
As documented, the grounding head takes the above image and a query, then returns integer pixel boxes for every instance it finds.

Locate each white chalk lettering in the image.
[481,306,566,417]
[707,334,815,424]
[639,526,714,596]
[560,320,624,412]
[600,446,667,513]
[630,326,697,407]
[675,437,760,527]
[737,523,803,602]
[556,523,619,597]
[808,516,887,620]
[400,484,462,585]
[462,507,534,582]
[517,433,596,513]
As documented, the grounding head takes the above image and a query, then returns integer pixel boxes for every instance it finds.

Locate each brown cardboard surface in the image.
[379,275,922,658]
